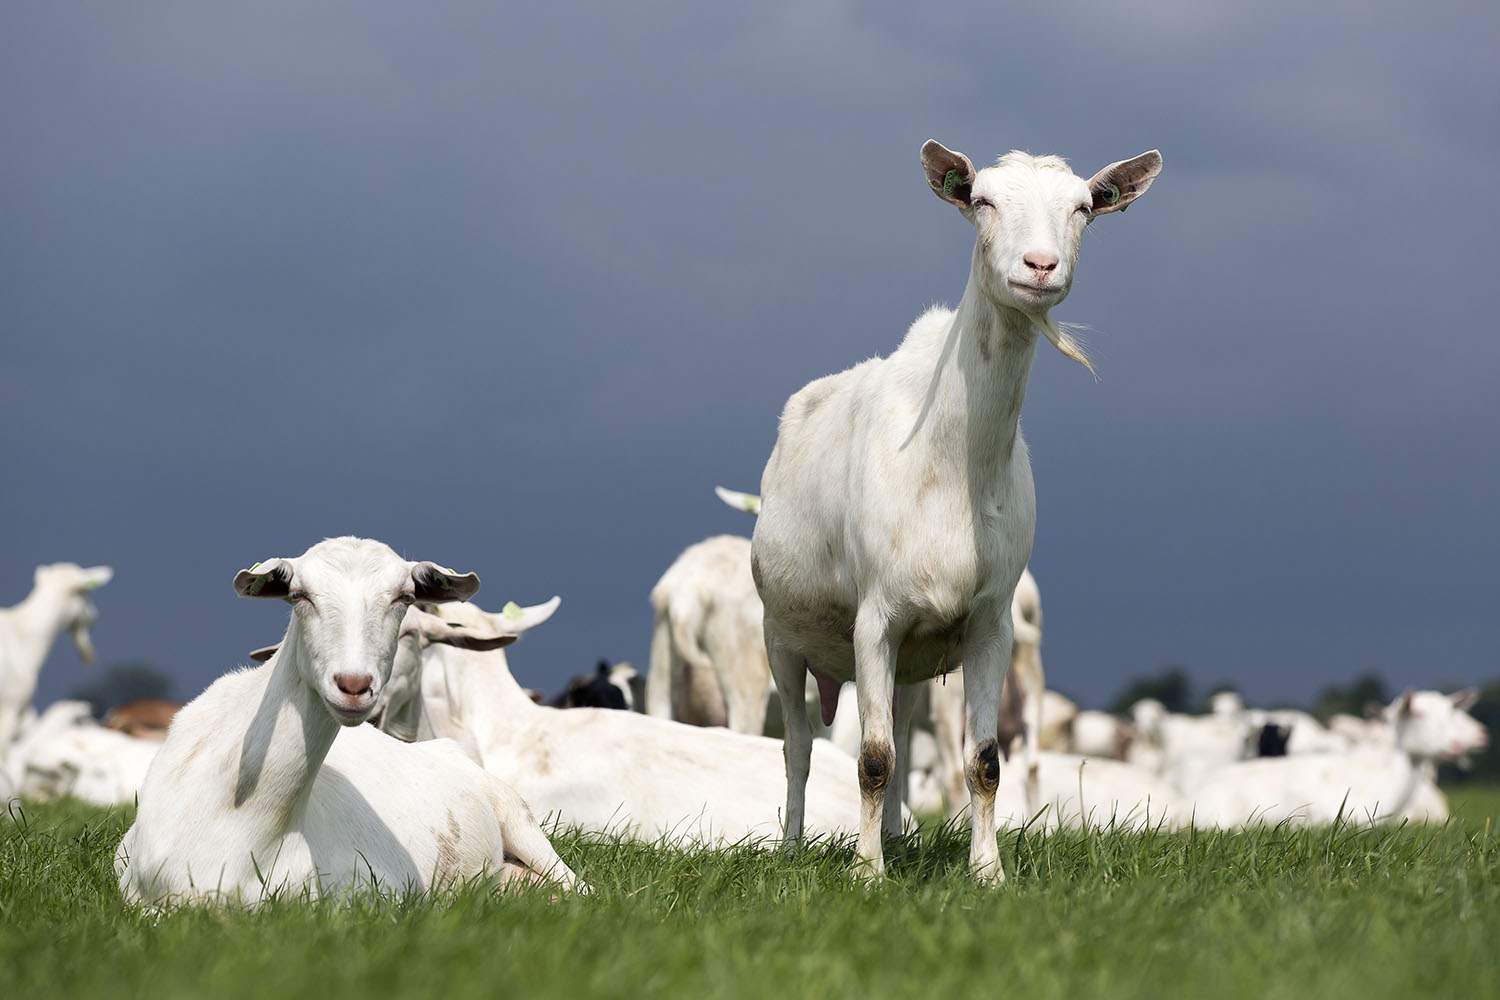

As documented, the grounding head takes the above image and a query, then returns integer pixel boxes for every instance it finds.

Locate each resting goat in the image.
[115,537,579,906]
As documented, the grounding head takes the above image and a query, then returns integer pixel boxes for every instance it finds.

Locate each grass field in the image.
[4,788,1498,1000]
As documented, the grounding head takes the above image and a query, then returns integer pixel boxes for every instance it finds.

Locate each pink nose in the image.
[1024,251,1059,274]
[334,672,374,697]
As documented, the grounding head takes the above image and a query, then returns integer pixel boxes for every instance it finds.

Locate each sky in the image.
[3,1,1497,713]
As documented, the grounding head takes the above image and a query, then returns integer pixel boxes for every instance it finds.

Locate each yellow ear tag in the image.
[502,601,524,621]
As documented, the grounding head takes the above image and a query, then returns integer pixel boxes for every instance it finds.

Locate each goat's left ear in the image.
[412,562,481,603]
[248,644,278,664]
[234,558,294,599]
[1451,688,1481,712]
[1087,150,1162,215]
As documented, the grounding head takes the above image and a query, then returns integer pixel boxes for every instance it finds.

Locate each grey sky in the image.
[4,1,1497,712]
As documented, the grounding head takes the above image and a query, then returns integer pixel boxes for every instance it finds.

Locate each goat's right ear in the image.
[234,559,294,599]
[411,562,481,603]
[248,644,279,663]
[921,140,975,208]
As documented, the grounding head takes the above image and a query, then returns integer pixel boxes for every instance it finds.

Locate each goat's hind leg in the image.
[767,631,813,847]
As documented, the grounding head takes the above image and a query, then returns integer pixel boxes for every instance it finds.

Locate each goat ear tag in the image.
[942,169,963,199]
[502,601,524,621]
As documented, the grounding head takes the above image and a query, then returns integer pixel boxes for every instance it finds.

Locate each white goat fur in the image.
[387,600,883,845]
[751,141,1161,879]
[645,535,769,732]
[115,538,578,905]
[1190,690,1487,828]
[0,563,112,756]
[11,702,161,807]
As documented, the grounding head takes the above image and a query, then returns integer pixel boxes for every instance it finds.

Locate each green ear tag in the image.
[746,495,761,514]
[942,168,963,199]
[502,601,524,621]
[1103,182,1120,205]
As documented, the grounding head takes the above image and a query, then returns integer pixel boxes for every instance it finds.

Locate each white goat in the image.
[115,538,579,906]
[992,753,1186,832]
[751,140,1161,879]
[17,713,161,807]
[385,600,882,845]
[645,535,768,732]
[1070,710,1135,760]
[1190,689,1488,828]
[1,563,112,755]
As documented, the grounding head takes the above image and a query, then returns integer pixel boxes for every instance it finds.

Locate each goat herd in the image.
[2,142,1489,905]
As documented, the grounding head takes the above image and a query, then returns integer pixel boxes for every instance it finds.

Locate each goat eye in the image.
[394,594,416,607]
[287,592,312,606]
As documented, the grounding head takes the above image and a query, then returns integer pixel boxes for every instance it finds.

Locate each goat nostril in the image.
[1024,253,1059,273]
[334,672,373,697]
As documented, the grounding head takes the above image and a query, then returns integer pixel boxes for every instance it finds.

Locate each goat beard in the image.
[1034,313,1096,379]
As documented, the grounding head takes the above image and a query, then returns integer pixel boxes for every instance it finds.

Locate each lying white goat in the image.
[752,140,1161,879]
[17,711,161,807]
[992,752,1186,832]
[1,563,112,755]
[1189,689,1487,828]
[115,537,579,906]
[384,600,882,845]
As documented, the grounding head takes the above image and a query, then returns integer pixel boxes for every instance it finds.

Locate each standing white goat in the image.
[115,538,579,906]
[752,141,1161,880]
[383,600,880,845]
[1,563,112,755]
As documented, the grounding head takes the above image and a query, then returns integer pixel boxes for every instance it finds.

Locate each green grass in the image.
[4,790,1499,1000]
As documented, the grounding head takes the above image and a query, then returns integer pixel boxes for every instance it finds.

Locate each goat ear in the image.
[490,595,562,636]
[411,562,480,603]
[1451,688,1481,712]
[79,566,113,591]
[1087,150,1162,215]
[409,607,516,651]
[921,140,975,207]
[248,644,279,664]
[234,559,293,599]
[714,486,761,515]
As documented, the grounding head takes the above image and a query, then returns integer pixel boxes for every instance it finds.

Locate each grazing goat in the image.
[1,563,112,755]
[1190,689,1488,828]
[115,538,578,905]
[751,140,1161,879]
[383,600,882,845]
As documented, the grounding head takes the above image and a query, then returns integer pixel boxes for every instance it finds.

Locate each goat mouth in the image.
[1007,281,1062,297]
[325,697,374,725]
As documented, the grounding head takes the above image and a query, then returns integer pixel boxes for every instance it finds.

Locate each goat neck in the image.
[229,625,340,843]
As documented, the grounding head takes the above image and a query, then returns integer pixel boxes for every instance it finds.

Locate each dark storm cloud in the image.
[3,1,1497,712]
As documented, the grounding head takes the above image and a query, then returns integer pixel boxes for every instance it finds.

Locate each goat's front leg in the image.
[962,611,1012,883]
[853,607,898,879]
[767,630,812,846]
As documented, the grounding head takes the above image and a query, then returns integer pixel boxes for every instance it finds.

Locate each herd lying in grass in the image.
[1,141,1489,904]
